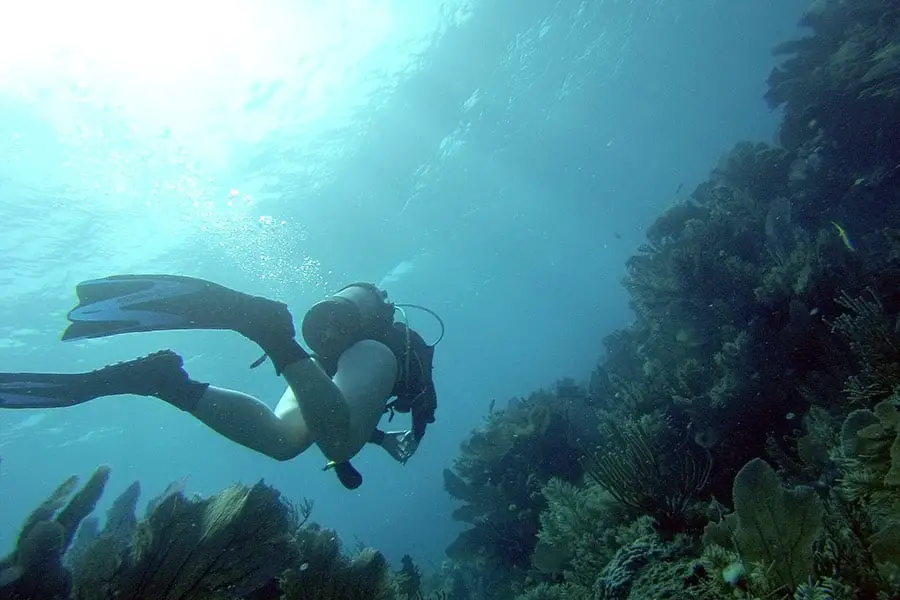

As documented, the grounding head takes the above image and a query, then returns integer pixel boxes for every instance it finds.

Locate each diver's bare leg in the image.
[280,357,351,459]
[280,341,396,463]
[191,386,313,461]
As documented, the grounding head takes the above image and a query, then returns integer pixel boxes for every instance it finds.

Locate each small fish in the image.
[831,221,856,251]
[675,183,683,194]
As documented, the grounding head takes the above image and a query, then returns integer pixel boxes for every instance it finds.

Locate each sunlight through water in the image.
[0,0,473,295]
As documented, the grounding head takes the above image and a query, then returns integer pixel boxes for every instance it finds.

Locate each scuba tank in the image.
[301,283,396,361]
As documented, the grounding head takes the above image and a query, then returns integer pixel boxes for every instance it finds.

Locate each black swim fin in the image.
[61,274,308,373]
[0,351,202,410]
[63,274,259,340]
[0,371,90,408]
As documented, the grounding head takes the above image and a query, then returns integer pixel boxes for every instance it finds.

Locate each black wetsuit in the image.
[379,322,437,443]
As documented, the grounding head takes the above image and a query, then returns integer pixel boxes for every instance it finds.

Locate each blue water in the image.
[0,0,811,567]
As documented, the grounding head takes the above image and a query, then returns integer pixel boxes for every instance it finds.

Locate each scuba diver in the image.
[0,275,443,490]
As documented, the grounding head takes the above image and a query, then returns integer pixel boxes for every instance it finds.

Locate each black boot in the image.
[62,274,309,375]
[0,350,208,412]
[228,294,310,374]
[331,461,363,489]
[91,350,210,411]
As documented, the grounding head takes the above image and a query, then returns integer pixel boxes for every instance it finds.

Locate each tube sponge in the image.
[0,465,110,599]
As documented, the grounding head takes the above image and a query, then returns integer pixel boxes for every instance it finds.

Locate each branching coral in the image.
[579,416,711,535]
[833,400,900,579]
[827,289,900,408]
[531,479,624,587]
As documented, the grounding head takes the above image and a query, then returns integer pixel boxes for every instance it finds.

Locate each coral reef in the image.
[0,465,109,600]
[6,2,900,600]
[71,479,298,600]
[0,467,421,600]
[429,2,900,598]
[280,523,397,600]
[439,383,598,599]
[702,458,824,592]
[579,415,711,536]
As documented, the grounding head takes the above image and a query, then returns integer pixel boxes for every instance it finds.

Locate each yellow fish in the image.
[831,221,856,251]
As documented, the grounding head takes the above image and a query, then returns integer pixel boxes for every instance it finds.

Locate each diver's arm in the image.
[367,385,435,447]
[410,381,437,443]
[370,383,436,463]
[369,428,386,445]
